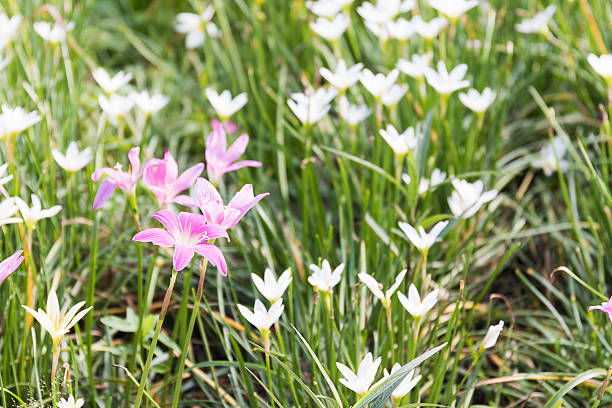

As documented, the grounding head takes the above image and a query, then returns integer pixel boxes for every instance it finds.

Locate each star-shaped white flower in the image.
[482,320,504,349]
[175,8,218,48]
[412,15,448,39]
[310,14,350,41]
[459,87,496,113]
[0,197,22,225]
[205,88,248,120]
[424,60,470,95]
[360,68,399,99]
[92,67,132,94]
[237,299,284,331]
[428,0,478,19]
[357,0,415,24]
[52,142,92,173]
[398,220,448,252]
[57,395,85,408]
[0,13,22,49]
[287,87,337,125]
[358,269,407,308]
[587,54,612,83]
[251,268,292,303]
[98,94,135,118]
[380,124,418,156]
[381,84,408,106]
[447,179,497,218]
[308,259,344,293]
[397,52,433,79]
[0,105,41,139]
[33,21,74,43]
[381,363,421,400]
[338,97,371,126]
[397,284,439,317]
[306,0,344,18]
[15,194,62,230]
[532,135,569,176]
[336,352,381,395]
[319,60,363,91]
[515,5,555,34]
[131,91,169,116]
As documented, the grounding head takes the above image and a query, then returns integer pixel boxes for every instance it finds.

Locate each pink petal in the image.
[206,123,227,161]
[173,163,204,194]
[172,195,198,207]
[0,250,23,284]
[163,151,179,183]
[194,178,223,208]
[173,245,195,271]
[225,134,249,163]
[153,209,181,235]
[132,228,175,247]
[143,158,165,187]
[194,243,227,276]
[225,160,262,173]
[128,147,141,175]
[93,179,117,210]
[178,212,214,239]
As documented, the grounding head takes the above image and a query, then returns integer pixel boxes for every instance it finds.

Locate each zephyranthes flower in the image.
[398,220,449,253]
[92,67,132,94]
[33,20,74,43]
[205,88,248,120]
[424,61,470,95]
[15,194,62,231]
[588,54,612,84]
[515,5,555,35]
[251,268,292,303]
[381,364,421,400]
[0,250,23,285]
[397,284,439,317]
[319,60,363,92]
[57,396,84,408]
[132,209,229,274]
[481,320,504,349]
[336,352,381,396]
[532,135,569,176]
[92,147,142,210]
[459,87,496,113]
[52,142,93,173]
[308,260,344,293]
[287,87,337,125]
[0,105,41,140]
[448,179,497,219]
[589,297,612,323]
[237,298,284,350]
[310,14,350,41]
[130,91,169,116]
[0,197,21,225]
[358,269,407,309]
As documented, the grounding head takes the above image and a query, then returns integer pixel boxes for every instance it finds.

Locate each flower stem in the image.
[51,343,60,406]
[133,268,178,408]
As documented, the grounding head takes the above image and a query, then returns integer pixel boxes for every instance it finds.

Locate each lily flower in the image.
[589,297,612,323]
[397,53,433,79]
[336,352,381,395]
[459,87,496,113]
[398,220,448,253]
[306,0,344,18]
[205,120,262,184]
[428,0,478,19]
[22,287,92,348]
[133,209,228,274]
[15,194,61,231]
[0,105,41,140]
[98,94,135,118]
[175,8,219,49]
[412,15,448,39]
[357,0,414,24]
[33,21,74,43]
[57,396,85,408]
[380,124,418,157]
[287,87,337,125]
[237,299,284,338]
[381,84,408,106]
[532,135,569,176]
[308,260,344,293]
[52,142,92,173]
[205,88,248,121]
[515,5,555,35]
[381,364,421,400]
[0,197,21,225]
[194,178,269,229]
[143,151,204,208]
[387,17,416,41]
[91,147,142,210]
[397,284,439,317]
[448,179,497,218]
[310,14,350,41]
[0,13,21,49]
[588,54,612,84]
[482,320,504,349]
[0,250,24,285]
[358,269,407,309]
[338,97,371,126]
[424,61,470,95]
[251,268,292,303]
[319,60,363,92]
[92,68,132,94]
[131,91,169,116]
[360,68,399,100]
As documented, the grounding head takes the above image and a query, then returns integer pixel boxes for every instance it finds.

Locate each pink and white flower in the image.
[0,250,23,285]
[92,147,142,210]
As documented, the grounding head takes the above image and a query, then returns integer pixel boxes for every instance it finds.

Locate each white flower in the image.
[338,97,371,126]
[15,194,62,230]
[448,179,497,218]
[425,61,470,95]
[0,197,21,225]
[515,5,555,34]
[398,220,448,252]
[206,22,221,38]
[33,21,74,43]
[131,91,169,115]
[306,0,344,18]
[251,268,292,303]
[358,269,406,308]
[364,20,392,42]
[22,287,91,346]
[397,52,433,79]
[382,363,421,399]
[357,0,415,24]
[0,105,41,139]
[319,60,363,91]
[287,87,337,125]
[397,284,439,317]
[237,299,284,331]
[428,0,478,19]
[587,54,612,83]
[308,259,344,293]
[404,168,446,195]
[532,135,569,176]
[336,352,381,395]
[387,17,416,40]
[92,68,132,94]
[0,163,12,186]
[459,87,496,113]
[205,88,248,120]
[380,124,418,156]
[381,84,408,106]
[98,94,135,118]
[482,320,504,349]
[57,396,85,408]
[360,68,399,99]
[0,14,22,49]
[175,8,216,48]
[412,15,448,39]
[310,14,350,41]
[52,142,92,172]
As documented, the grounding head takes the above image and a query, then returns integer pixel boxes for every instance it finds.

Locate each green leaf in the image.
[542,369,606,408]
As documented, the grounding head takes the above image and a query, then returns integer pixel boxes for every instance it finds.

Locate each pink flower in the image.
[0,250,24,284]
[143,151,204,208]
[589,297,612,323]
[194,178,269,229]
[91,147,142,210]
[133,209,229,274]
[205,120,261,184]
